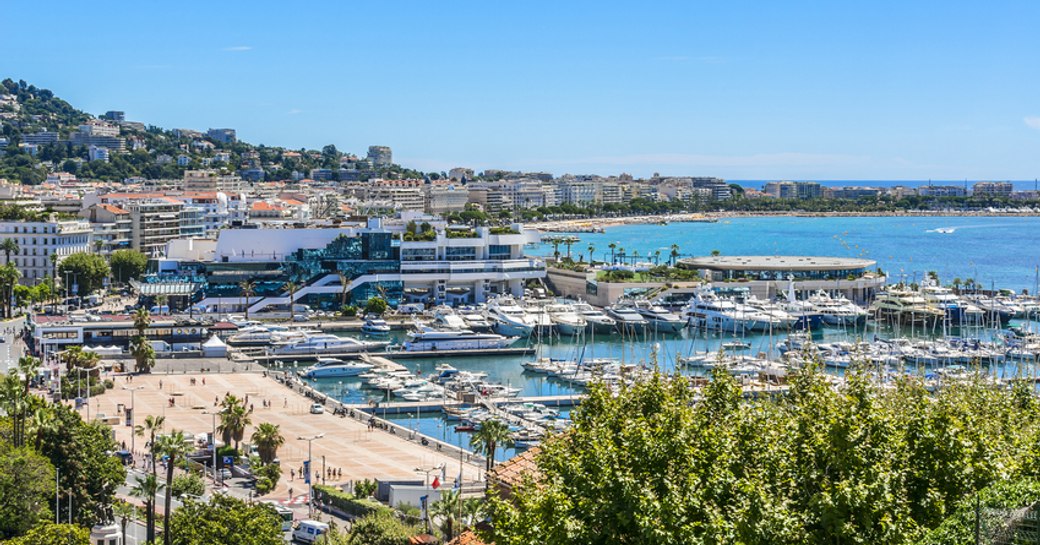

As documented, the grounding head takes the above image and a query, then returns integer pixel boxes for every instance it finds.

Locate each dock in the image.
[356,394,583,415]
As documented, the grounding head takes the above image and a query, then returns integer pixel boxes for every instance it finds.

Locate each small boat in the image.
[721,341,751,351]
[454,424,476,432]
[361,317,392,335]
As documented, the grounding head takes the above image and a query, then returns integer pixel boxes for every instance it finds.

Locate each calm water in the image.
[535,216,1040,292]
[298,216,1040,459]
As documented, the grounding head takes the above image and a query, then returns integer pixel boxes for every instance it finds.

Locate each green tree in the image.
[39,403,127,528]
[0,238,18,264]
[250,422,284,464]
[430,489,461,540]
[469,419,514,473]
[0,263,20,318]
[109,249,148,284]
[130,308,155,373]
[135,414,165,477]
[0,442,56,538]
[170,472,205,500]
[57,252,110,296]
[168,494,283,545]
[156,430,191,545]
[364,296,388,316]
[113,500,136,545]
[130,474,163,545]
[239,280,256,320]
[218,395,253,451]
[3,522,88,545]
[346,510,418,545]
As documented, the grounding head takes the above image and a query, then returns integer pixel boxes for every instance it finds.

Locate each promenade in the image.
[98,372,483,502]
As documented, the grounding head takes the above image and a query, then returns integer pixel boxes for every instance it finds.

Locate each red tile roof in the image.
[98,203,129,215]
[488,446,541,490]
[445,530,489,545]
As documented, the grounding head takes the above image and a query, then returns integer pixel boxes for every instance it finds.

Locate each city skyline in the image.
[4,1,1040,179]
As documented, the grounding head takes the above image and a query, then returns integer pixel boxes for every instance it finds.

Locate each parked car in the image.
[309,403,324,414]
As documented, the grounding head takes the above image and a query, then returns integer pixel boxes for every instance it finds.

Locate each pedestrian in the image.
[159,379,163,390]
[202,377,205,385]
[290,468,295,481]
[288,487,293,498]
[337,468,342,478]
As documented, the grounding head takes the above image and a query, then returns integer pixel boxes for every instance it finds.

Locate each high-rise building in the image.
[0,217,92,284]
[182,169,244,192]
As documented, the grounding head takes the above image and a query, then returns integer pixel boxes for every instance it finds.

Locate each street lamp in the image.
[414,464,444,534]
[202,410,220,486]
[297,433,324,518]
[122,385,144,454]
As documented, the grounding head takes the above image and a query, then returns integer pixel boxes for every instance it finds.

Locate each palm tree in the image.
[135,414,166,477]
[469,419,515,472]
[430,488,461,540]
[155,430,190,545]
[462,497,486,527]
[587,244,595,264]
[133,308,151,336]
[562,236,576,259]
[669,243,680,266]
[338,272,350,307]
[113,501,135,545]
[608,242,617,264]
[130,335,155,373]
[130,474,162,545]
[250,422,285,464]
[218,395,253,451]
[239,280,256,320]
[27,406,56,451]
[283,281,297,321]
[0,264,20,319]
[0,238,18,264]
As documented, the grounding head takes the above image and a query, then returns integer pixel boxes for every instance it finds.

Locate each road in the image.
[2,316,25,374]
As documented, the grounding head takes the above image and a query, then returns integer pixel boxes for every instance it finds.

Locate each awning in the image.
[130,279,202,296]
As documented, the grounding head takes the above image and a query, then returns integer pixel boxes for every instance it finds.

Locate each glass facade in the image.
[445,247,477,261]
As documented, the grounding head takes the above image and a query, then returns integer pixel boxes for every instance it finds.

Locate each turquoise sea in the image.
[533,216,1040,292]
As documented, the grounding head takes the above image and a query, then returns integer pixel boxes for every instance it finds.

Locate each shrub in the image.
[340,305,358,317]
[171,473,205,499]
[313,484,391,518]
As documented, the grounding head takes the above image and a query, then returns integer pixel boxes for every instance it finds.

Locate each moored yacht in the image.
[403,325,519,351]
[631,299,687,333]
[807,291,869,326]
[545,303,587,336]
[486,296,536,338]
[302,357,374,378]
[605,303,648,333]
[571,302,617,334]
[870,289,945,324]
[272,333,389,355]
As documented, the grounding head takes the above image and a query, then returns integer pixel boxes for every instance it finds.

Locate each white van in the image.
[259,501,294,532]
[292,520,329,543]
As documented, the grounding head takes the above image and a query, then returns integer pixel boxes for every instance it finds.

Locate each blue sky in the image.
[5,1,1040,179]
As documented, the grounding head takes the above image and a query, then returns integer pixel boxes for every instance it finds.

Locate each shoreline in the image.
[531,210,1040,232]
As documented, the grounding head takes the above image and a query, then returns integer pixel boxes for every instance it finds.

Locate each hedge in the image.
[313,484,392,518]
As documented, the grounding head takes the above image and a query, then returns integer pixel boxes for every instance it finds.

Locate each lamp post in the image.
[298,433,324,518]
[202,411,219,486]
[122,386,144,455]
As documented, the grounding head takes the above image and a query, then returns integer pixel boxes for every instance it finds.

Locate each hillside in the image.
[0,78,425,184]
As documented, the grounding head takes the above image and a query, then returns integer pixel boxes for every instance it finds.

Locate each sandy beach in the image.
[96,372,482,503]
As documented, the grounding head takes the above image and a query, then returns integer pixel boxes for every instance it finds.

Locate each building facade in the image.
[0,217,92,284]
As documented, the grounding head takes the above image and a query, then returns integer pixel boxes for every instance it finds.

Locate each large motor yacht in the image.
[271,333,389,355]
[486,296,536,338]
[403,325,519,351]
[631,299,687,333]
[301,357,374,378]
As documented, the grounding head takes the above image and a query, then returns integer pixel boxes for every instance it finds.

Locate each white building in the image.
[0,217,92,284]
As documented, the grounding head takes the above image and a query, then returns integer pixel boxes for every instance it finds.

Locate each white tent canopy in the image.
[201,334,228,358]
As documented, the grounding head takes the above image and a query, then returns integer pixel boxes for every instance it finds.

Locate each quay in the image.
[356,394,584,416]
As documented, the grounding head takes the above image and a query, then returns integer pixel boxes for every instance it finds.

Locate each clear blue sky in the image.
[5,1,1040,180]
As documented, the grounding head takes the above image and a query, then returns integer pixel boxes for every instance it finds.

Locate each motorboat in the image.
[301,357,374,378]
[683,290,770,334]
[457,306,494,332]
[271,333,389,355]
[545,303,587,336]
[361,317,392,335]
[806,291,870,326]
[432,306,469,330]
[631,300,687,333]
[486,296,536,338]
[870,289,945,324]
[226,324,305,346]
[403,325,519,351]
[571,302,617,335]
[920,285,983,323]
[605,303,648,333]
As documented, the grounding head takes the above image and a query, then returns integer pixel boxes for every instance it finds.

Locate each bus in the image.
[260,501,294,532]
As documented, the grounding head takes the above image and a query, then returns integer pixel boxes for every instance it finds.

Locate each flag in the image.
[303,460,311,484]
[431,476,440,489]
[420,495,428,521]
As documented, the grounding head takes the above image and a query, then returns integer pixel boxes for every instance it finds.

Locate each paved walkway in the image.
[98,372,482,503]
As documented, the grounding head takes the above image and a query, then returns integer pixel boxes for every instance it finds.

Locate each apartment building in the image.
[125,200,184,255]
[182,169,244,192]
[79,203,132,256]
[763,181,823,199]
[972,181,1013,197]
[424,185,469,214]
[0,217,92,284]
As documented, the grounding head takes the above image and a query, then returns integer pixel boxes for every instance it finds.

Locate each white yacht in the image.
[486,296,536,338]
[361,317,392,335]
[432,306,469,330]
[631,300,687,333]
[545,303,587,336]
[227,325,305,346]
[605,303,648,332]
[571,302,617,335]
[920,284,983,323]
[806,291,869,326]
[457,306,494,332]
[272,333,388,355]
[403,325,519,351]
[684,291,767,334]
[301,357,374,378]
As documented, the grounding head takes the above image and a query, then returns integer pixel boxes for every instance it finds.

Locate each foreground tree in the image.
[469,419,514,473]
[344,510,418,545]
[156,430,191,545]
[0,442,56,538]
[487,365,1040,545]
[250,422,284,464]
[168,494,283,545]
[130,474,162,545]
[218,395,253,451]
[3,522,88,545]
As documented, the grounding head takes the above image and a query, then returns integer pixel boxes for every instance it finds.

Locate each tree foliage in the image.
[109,249,148,283]
[57,252,110,296]
[488,366,1040,545]
[0,442,56,538]
[344,510,418,545]
[2,522,88,545]
[168,494,283,545]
